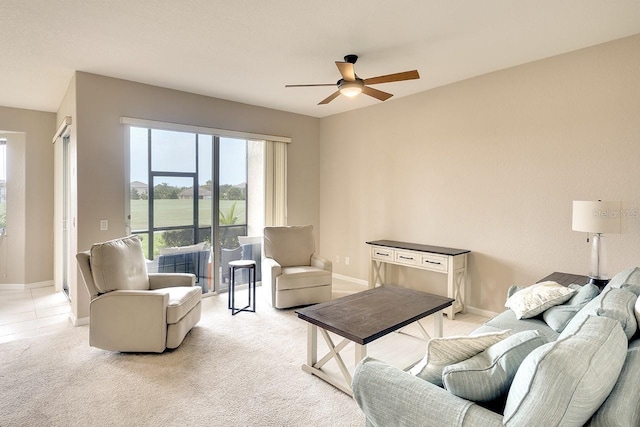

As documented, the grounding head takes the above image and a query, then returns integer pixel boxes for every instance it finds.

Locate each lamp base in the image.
[588,276,610,289]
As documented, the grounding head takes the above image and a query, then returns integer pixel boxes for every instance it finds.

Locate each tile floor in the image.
[0,286,72,344]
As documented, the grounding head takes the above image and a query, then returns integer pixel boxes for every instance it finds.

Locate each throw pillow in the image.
[561,287,638,340]
[543,284,600,332]
[442,330,547,402]
[505,281,576,320]
[606,266,640,296]
[409,330,511,387]
[504,316,627,427]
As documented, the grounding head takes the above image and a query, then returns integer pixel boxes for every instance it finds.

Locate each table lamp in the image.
[572,200,621,287]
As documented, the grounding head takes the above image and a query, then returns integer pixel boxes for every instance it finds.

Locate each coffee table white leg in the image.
[355,343,367,365]
[434,310,443,338]
[307,323,317,367]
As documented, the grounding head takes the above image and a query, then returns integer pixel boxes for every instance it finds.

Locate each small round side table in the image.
[228,260,256,315]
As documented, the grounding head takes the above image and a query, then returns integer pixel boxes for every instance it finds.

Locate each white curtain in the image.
[264,140,287,226]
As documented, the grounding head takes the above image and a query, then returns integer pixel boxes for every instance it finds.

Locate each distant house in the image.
[178,186,213,200]
[130,181,148,196]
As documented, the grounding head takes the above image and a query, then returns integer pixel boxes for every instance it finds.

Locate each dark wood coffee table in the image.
[296,285,454,395]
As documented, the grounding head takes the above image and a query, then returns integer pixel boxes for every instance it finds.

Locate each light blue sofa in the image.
[352,268,640,427]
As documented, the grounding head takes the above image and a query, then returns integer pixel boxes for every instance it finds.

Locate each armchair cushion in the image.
[277,266,332,291]
[264,225,315,267]
[160,286,202,324]
[90,235,149,293]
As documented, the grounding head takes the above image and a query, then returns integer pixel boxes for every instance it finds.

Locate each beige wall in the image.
[0,107,56,286]
[319,34,640,314]
[65,72,319,319]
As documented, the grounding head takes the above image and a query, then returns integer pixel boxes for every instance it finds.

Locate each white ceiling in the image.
[2,0,640,118]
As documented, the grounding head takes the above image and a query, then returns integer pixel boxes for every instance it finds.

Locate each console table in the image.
[366,240,470,319]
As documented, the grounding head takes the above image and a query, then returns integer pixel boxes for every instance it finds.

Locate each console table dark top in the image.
[296,285,454,345]
[366,240,470,256]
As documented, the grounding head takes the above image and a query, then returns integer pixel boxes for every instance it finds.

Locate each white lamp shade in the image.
[572,200,622,234]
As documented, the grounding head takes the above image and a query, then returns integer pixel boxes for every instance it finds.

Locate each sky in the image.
[129,127,247,186]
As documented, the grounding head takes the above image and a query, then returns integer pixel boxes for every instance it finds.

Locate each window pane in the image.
[151,129,196,172]
[129,127,149,231]
[219,138,247,226]
[198,134,213,231]
[152,176,194,228]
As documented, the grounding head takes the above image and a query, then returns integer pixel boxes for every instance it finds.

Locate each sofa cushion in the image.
[159,286,202,324]
[409,330,511,387]
[561,287,638,340]
[483,308,560,342]
[587,340,640,426]
[542,283,600,332]
[90,235,149,293]
[263,225,315,267]
[504,316,627,426]
[505,281,576,320]
[443,330,547,402]
[606,266,640,296]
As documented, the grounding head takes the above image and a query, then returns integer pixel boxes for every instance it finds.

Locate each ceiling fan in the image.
[285,54,420,105]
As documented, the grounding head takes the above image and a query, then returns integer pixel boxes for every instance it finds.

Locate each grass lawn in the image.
[130,199,246,230]
[130,199,246,257]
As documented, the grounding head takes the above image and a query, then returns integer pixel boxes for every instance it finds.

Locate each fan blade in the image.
[318,90,341,105]
[285,83,336,87]
[362,86,393,102]
[335,61,356,81]
[364,70,420,85]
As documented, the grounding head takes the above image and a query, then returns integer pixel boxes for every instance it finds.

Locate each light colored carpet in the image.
[0,288,366,427]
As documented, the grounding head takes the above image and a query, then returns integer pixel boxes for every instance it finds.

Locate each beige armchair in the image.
[76,235,202,353]
[262,225,332,309]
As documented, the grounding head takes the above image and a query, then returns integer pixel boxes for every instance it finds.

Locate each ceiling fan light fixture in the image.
[339,81,363,97]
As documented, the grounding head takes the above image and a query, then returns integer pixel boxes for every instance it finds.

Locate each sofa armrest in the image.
[352,357,503,427]
[148,273,196,289]
[311,255,332,272]
[90,290,170,352]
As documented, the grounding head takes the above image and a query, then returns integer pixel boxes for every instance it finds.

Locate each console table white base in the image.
[367,240,469,320]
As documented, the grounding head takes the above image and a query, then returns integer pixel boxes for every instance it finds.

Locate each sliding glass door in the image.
[129,127,261,294]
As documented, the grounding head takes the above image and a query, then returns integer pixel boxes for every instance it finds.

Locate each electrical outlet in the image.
[335,255,340,263]
[345,257,350,265]
[100,219,108,231]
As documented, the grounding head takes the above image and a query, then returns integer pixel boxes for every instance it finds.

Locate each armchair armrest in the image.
[148,273,196,289]
[311,255,332,272]
[352,357,503,427]
[90,290,171,353]
[261,257,282,307]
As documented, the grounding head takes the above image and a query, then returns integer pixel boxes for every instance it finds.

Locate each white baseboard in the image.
[332,273,368,288]
[0,280,54,291]
[465,306,499,318]
[70,312,89,326]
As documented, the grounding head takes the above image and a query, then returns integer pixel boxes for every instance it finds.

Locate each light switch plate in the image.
[100,220,108,231]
